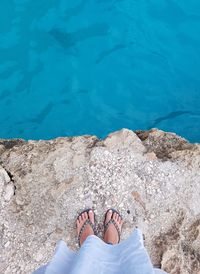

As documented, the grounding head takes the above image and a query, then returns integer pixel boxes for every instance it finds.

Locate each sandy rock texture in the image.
[0,128,199,274]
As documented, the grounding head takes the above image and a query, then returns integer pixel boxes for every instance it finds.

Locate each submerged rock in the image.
[0,128,199,274]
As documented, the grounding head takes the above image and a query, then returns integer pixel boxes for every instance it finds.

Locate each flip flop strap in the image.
[78,219,97,247]
[104,219,121,242]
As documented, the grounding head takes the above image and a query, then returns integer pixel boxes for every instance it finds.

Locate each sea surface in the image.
[0,0,200,142]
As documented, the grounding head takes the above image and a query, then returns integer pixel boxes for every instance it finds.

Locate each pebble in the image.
[5,241,10,248]
[35,253,43,262]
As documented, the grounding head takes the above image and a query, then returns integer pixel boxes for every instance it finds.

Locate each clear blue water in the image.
[0,0,200,142]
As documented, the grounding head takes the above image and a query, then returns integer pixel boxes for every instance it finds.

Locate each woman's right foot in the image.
[76,210,95,246]
[103,210,123,245]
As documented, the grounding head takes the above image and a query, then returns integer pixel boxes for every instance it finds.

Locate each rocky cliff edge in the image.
[0,129,200,274]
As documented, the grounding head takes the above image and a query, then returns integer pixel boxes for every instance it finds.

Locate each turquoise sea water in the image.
[0,0,200,142]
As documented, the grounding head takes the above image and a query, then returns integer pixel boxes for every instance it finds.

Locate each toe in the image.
[84,212,88,220]
[78,215,82,222]
[105,210,113,224]
[113,212,117,221]
[82,212,86,221]
[88,210,94,224]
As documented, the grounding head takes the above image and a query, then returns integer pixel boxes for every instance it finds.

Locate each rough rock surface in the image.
[0,128,200,274]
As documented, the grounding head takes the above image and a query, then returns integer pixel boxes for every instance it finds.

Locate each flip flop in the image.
[76,208,97,247]
[104,208,123,243]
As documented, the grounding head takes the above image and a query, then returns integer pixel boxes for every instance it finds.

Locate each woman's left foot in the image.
[76,210,95,246]
[104,209,123,245]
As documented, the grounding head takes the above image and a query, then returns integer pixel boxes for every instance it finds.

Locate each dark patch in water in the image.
[150,111,192,128]
[96,44,127,64]
[5,99,12,106]
[0,90,11,100]
[29,102,54,124]
[117,112,132,121]
[61,99,71,105]
[18,129,24,134]
[15,121,24,125]
[77,89,89,94]
[20,62,43,94]
[0,68,17,79]
[49,23,109,48]
[60,89,69,95]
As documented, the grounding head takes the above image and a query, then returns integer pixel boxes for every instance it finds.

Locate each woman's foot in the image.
[76,210,95,246]
[104,210,123,245]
